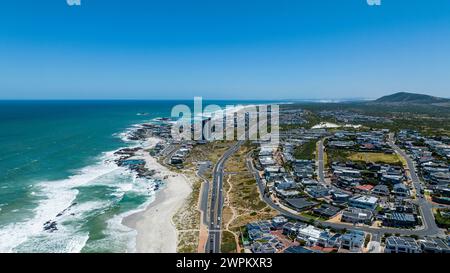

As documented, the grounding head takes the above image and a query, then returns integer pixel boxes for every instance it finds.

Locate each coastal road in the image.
[206,141,244,253]
[246,150,443,237]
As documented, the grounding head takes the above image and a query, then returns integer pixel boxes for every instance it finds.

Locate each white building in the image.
[349,195,378,210]
[296,225,325,246]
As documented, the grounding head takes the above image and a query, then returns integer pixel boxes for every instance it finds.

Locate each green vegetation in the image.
[184,141,235,180]
[221,230,238,253]
[364,234,371,248]
[326,149,405,167]
[177,231,200,253]
[303,111,326,128]
[281,102,450,136]
[374,92,450,105]
[435,209,450,229]
[300,211,328,222]
[326,148,350,165]
[231,175,267,210]
[222,144,277,232]
[294,140,317,160]
[279,109,337,130]
[347,152,404,165]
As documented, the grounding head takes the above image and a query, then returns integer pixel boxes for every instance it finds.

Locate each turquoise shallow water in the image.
[0,100,177,252]
[0,100,272,252]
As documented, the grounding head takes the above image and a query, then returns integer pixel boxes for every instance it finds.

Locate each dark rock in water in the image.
[43,220,58,232]
[114,147,140,156]
[138,169,156,178]
[55,202,78,218]
[116,147,139,153]
[126,127,151,141]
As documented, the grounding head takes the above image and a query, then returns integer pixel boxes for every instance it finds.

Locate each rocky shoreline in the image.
[40,119,174,236]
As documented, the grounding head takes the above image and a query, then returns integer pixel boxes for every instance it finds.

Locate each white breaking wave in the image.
[0,147,156,253]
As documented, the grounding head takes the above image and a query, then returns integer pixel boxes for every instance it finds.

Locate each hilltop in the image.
[372,92,450,106]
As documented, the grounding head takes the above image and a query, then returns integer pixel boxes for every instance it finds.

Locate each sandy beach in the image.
[122,138,192,253]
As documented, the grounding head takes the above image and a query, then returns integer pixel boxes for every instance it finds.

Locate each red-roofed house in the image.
[354,184,374,193]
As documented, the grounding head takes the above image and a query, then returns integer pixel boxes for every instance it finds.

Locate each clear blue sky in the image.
[1,0,449,100]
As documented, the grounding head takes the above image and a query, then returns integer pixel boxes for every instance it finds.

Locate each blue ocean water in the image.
[0,100,271,252]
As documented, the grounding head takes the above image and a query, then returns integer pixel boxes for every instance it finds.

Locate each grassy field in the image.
[224,143,253,173]
[347,152,404,165]
[294,140,317,160]
[221,230,238,253]
[229,174,268,211]
[325,148,348,166]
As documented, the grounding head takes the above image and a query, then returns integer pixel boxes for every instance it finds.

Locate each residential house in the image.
[349,195,378,210]
[282,222,306,236]
[305,185,330,198]
[372,184,390,196]
[393,183,410,197]
[384,236,421,253]
[381,212,416,227]
[251,241,277,253]
[284,197,317,212]
[271,216,288,229]
[419,238,450,253]
[296,225,329,247]
[354,184,374,194]
[341,207,373,225]
[312,204,341,219]
[340,230,365,252]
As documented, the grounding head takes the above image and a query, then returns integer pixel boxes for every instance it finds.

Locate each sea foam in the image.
[0,146,156,253]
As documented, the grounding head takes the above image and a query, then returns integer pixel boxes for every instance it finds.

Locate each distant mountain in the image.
[371,92,450,106]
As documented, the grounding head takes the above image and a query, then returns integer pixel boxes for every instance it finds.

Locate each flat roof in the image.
[285,197,317,211]
[351,195,378,204]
